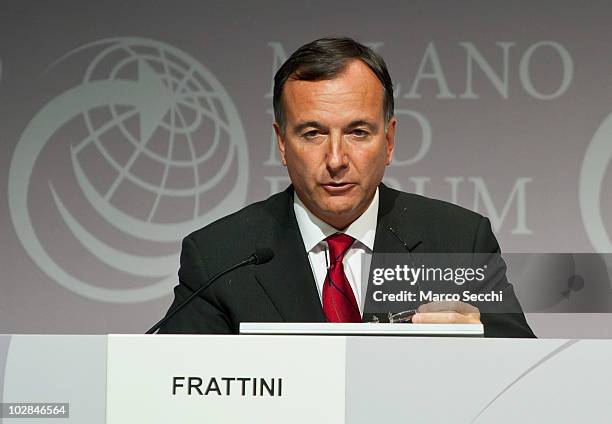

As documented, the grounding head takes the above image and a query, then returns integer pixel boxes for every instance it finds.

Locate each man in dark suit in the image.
[159,37,534,337]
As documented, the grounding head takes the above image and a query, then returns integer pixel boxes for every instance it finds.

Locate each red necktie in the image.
[322,233,361,323]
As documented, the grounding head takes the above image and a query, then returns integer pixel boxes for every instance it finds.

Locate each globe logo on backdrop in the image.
[8,37,248,302]
[580,111,612,253]
[579,107,612,298]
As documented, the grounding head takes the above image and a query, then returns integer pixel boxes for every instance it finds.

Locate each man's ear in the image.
[273,122,288,166]
[384,117,397,165]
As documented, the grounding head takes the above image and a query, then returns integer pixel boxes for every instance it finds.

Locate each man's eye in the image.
[303,130,320,139]
[351,129,369,138]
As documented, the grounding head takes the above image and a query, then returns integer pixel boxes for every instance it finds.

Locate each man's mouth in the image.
[321,182,356,194]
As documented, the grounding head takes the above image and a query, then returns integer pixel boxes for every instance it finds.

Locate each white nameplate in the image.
[106,334,346,424]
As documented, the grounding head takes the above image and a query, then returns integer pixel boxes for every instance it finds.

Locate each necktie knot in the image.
[325,233,355,265]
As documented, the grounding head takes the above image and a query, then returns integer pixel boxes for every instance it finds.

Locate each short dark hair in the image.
[273,37,394,130]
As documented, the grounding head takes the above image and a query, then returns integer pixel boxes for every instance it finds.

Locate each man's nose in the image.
[325,133,349,174]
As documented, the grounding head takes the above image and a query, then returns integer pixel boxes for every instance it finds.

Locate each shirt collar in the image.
[293,188,379,252]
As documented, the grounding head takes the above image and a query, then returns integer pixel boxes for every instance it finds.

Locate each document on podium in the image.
[239,322,484,336]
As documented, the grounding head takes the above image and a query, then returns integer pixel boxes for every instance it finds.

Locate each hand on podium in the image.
[411,301,481,324]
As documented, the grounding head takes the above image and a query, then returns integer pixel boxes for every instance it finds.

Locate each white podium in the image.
[1,334,610,423]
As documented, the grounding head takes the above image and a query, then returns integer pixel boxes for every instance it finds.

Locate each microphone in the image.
[251,248,274,265]
[146,248,274,334]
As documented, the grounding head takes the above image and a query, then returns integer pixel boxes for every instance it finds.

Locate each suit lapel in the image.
[374,184,424,253]
[362,184,425,323]
[253,187,326,322]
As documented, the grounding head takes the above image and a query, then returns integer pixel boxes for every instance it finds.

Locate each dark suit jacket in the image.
[159,184,535,338]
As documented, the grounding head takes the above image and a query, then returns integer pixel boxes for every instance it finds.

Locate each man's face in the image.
[274,60,396,229]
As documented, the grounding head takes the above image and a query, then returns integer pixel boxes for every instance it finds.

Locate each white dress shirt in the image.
[293,188,379,314]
